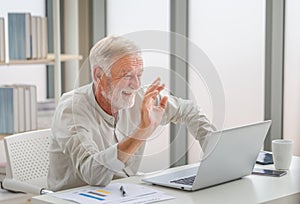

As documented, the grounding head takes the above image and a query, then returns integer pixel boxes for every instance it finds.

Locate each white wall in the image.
[0,0,46,101]
[188,0,266,163]
[284,0,300,156]
[107,0,170,172]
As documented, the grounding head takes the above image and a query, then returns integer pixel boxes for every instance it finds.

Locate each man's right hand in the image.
[139,77,168,138]
[117,77,168,163]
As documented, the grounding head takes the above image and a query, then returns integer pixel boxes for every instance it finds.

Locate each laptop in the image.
[142,120,272,191]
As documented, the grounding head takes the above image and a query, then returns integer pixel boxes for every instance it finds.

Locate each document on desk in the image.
[52,183,174,204]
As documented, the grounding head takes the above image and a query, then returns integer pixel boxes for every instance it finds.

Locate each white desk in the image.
[0,155,297,204]
[30,156,300,204]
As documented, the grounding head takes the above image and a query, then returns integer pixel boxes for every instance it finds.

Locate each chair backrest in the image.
[4,129,50,191]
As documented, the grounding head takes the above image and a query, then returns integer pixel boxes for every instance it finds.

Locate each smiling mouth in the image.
[122,90,134,96]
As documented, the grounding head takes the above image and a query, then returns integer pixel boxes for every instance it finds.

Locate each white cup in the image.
[272,139,293,170]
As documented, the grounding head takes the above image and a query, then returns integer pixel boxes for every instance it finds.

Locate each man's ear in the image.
[94,67,104,82]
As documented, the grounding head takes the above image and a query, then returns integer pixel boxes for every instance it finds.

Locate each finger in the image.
[156,83,165,94]
[147,78,160,93]
[151,77,160,85]
[143,90,158,104]
[145,77,161,94]
[159,96,168,109]
[146,83,165,100]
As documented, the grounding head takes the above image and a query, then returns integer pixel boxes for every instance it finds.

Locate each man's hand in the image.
[117,77,168,163]
[140,77,168,133]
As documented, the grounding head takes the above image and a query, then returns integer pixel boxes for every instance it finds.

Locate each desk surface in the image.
[30,156,300,204]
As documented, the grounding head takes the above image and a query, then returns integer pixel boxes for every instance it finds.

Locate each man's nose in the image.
[130,75,140,90]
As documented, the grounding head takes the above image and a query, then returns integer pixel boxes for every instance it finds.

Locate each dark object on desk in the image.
[120,185,127,197]
[256,151,273,165]
[252,168,287,177]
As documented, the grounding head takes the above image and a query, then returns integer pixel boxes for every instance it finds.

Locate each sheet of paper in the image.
[52,183,174,204]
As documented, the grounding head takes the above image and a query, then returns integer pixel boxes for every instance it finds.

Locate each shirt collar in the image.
[88,82,116,126]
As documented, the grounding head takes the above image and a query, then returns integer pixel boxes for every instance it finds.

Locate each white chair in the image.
[1,129,52,195]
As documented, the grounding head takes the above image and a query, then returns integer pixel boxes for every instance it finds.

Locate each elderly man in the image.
[47,36,214,191]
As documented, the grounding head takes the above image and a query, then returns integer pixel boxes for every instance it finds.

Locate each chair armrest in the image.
[2,178,44,195]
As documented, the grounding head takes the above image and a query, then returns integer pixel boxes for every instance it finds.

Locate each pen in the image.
[120,185,127,197]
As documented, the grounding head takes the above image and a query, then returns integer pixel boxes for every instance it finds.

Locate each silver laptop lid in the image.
[142,120,271,191]
[192,120,271,190]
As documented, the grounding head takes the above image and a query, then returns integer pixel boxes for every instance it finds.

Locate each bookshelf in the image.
[0,0,82,104]
[0,0,77,178]
[0,0,82,134]
[0,54,82,66]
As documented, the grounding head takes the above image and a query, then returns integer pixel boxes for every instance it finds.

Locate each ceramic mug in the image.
[272,139,293,170]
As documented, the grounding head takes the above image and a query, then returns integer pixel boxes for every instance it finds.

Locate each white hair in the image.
[89,35,141,82]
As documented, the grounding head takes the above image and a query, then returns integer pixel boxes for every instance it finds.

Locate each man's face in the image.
[102,55,143,110]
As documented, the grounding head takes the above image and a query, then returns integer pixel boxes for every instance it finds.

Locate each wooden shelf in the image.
[0,54,83,66]
[0,134,11,139]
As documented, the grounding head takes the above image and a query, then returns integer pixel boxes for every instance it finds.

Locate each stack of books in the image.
[0,84,37,134]
[7,12,48,61]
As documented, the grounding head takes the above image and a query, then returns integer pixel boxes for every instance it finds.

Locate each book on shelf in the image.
[12,86,19,133]
[8,12,32,60]
[0,87,18,134]
[29,85,37,130]
[21,84,37,132]
[41,17,48,59]
[0,84,37,134]
[0,17,5,63]
[31,16,38,59]
[7,13,48,61]
[36,16,42,59]
[24,86,31,131]
[17,85,25,132]
[34,16,48,59]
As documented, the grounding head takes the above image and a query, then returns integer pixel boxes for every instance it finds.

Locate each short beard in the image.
[101,86,137,110]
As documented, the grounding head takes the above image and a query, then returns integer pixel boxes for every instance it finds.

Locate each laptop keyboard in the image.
[170,175,196,186]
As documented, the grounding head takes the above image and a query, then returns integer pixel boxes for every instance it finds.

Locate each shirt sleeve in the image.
[160,94,216,147]
[51,99,125,187]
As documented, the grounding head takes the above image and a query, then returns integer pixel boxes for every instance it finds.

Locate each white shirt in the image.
[47,83,215,191]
